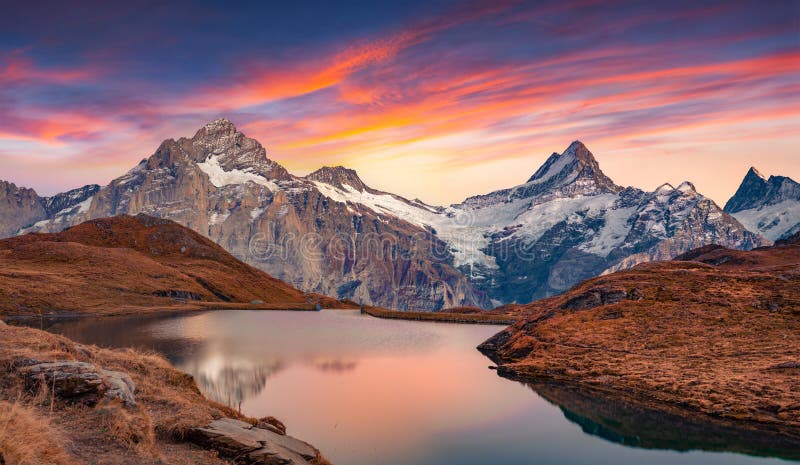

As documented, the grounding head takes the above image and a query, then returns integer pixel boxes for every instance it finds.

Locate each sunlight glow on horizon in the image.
[1,0,798,206]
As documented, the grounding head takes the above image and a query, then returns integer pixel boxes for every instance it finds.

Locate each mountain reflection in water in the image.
[515,380,800,461]
[18,310,798,465]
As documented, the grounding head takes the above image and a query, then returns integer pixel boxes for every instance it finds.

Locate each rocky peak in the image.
[0,180,47,237]
[42,184,100,216]
[1,180,39,200]
[139,119,292,185]
[655,183,675,194]
[198,117,237,137]
[510,140,621,200]
[305,166,369,192]
[676,181,697,194]
[724,167,800,213]
[193,119,291,182]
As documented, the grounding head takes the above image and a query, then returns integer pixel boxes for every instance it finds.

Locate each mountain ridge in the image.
[0,119,773,309]
[724,167,800,241]
[0,214,350,315]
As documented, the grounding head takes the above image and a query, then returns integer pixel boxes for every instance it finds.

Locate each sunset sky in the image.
[1,0,798,206]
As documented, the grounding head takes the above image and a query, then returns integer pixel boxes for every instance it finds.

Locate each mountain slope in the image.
[1,120,765,310]
[0,214,329,315]
[724,167,800,241]
[0,180,46,237]
[0,181,100,237]
[479,233,800,439]
[311,141,764,304]
[12,119,486,311]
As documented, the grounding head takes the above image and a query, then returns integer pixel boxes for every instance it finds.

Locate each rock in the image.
[189,418,319,465]
[19,361,136,407]
[769,361,800,370]
[560,287,628,311]
[256,416,287,435]
[73,344,93,358]
[101,369,137,406]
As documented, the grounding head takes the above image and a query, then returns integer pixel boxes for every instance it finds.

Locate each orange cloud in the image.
[0,51,97,84]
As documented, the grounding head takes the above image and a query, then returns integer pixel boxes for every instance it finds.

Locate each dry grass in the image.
[363,306,519,325]
[0,323,254,464]
[0,215,352,317]
[0,400,79,465]
[481,237,800,435]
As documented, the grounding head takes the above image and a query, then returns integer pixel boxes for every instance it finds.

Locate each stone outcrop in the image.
[18,360,136,407]
[189,418,321,465]
[0,181,47,237]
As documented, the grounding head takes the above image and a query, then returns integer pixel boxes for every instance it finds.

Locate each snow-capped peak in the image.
[516,140,620,198]
[676,181,697,193]
[655,183,675,193]
[202,117,237,134]
[526,140,590,184]
[306,166,369,192]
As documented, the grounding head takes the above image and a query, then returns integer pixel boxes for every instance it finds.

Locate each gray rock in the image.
[189,418,319,465]
[19,361,136,407]
[256,416,287,435]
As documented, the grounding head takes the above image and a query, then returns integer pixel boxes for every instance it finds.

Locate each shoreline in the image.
[480,348,800,453]
[2,301,354,322]
[361,306,519,325]
[0,322,332,464]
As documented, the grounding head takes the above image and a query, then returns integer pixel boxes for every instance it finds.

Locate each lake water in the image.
[27,310,797,464]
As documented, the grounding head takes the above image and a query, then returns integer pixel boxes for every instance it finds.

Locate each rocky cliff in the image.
[724,167,800,241]
[1,120,768,310]
[9,120,485,310]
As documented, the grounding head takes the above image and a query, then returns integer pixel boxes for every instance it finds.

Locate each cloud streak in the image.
[0,0,798,205]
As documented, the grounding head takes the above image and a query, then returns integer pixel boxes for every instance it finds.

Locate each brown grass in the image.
[362,306,519,325]
[0,323,302,464]
[0,400,79,465]
[0,215,354,317]
[480,236,800,436]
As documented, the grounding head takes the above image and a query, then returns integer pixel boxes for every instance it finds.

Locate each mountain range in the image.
[1,118,794,310]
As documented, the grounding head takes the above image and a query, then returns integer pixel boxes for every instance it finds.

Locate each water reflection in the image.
[523,381,800,461]
[17,310,798,465]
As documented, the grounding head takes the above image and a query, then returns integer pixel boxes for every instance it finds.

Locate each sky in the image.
[1,0,798,206]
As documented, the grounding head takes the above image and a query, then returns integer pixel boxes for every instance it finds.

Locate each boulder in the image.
[189,418,319,465]
[256,416,287,435]
[19,361,136,407]
[559,286,631,311]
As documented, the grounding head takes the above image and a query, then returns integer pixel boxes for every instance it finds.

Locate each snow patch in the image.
[732,200,800,241]
[198,155,278,190]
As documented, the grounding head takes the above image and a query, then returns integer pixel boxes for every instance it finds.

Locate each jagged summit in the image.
[747,166,766,181]
[677,181,697,193]
[305,166,369,192]
[655,182,675,193]
[198,117,238,136]
[724,167,800,241]
[724,167,800,213]
[511,140,620,199]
